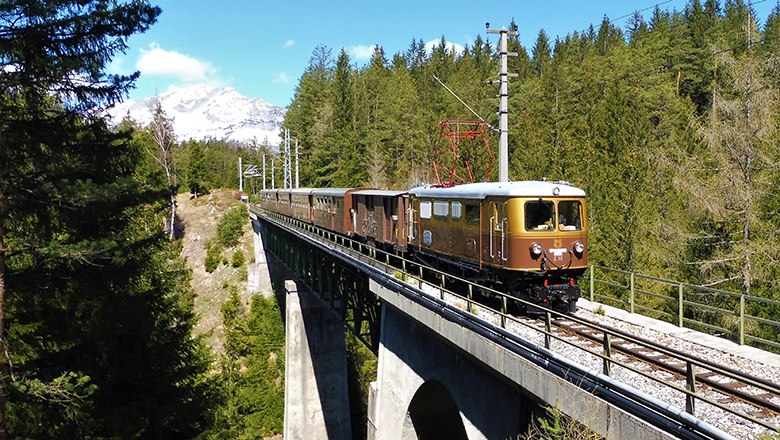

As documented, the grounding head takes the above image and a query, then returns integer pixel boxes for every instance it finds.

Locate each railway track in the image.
[534,315,780,424]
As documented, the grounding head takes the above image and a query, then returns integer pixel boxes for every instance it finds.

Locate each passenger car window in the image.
[451,202,462,220]
[433,200,449,218]
[420,201,432,219]
[525,200,556,231]
[557,200,582,230]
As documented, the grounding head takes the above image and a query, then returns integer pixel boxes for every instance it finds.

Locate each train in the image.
[259,180,588,312]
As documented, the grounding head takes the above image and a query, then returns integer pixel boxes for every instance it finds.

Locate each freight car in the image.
[260,180,587,312]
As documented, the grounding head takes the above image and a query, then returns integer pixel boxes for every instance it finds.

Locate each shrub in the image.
[231,250,245,268]
[204,241,221,273]
[217,206,246,248]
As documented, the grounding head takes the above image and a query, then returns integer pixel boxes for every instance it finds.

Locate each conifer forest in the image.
[1,0,780,437]
[284,1,780,330]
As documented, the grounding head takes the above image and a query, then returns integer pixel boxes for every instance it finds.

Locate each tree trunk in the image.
[169,191,176,240]
[0,161,7,440]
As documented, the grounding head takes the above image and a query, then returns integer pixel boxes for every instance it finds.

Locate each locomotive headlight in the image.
[530,242,543,256]
[574,241,585,255]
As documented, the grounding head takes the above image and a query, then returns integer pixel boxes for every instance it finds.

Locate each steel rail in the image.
[554,318,780,419]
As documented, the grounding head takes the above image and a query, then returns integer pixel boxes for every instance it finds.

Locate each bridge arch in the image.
[402,380,468,440]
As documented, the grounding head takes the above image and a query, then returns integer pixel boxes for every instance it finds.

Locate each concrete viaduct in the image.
[248,207,724,440]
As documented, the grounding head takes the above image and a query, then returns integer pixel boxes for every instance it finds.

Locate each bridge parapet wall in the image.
[369,280,674,440]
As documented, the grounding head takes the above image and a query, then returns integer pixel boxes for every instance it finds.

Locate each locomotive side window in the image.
[433,200,449,218]
[451,202,462,220]
[465,204,480,225]
[557,200,582,230]
[525,200,555,231]
[420,201,432,219]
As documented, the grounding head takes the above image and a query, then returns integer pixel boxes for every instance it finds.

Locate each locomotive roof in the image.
[408,181,586,199]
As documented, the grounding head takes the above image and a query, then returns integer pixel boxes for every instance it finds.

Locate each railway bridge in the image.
[247,205,776,440]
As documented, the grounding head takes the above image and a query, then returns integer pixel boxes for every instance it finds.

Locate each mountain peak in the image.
[108,85,285,147]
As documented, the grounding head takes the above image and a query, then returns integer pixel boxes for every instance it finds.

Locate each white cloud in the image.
[273,72,290,84]
[424,39,465,56]
[349,45,375,61]
[136,43,220,84]
[284,39,295,49]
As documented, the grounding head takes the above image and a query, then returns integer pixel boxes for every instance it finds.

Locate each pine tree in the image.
[531,29,552,77]
[283,45,335,186]
[0,1,213,437]
[381,55,428,186]
[356,46,390,187]
[0,2,160,436]
[329,48,360,186]
[187,142,209,197]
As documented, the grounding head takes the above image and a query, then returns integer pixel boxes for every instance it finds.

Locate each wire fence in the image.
[588,265,780,352]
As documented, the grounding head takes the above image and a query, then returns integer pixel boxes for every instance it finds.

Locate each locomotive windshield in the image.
[525,200,556,231]
[558,200,582,230]
[525,200,583,231]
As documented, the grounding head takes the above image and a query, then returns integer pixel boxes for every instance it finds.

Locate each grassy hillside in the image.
[177,189,254,355]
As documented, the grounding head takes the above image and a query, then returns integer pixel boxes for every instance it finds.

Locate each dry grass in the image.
[177,189,254,357]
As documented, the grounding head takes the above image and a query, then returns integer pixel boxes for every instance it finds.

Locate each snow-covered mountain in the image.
[107,86,285,147]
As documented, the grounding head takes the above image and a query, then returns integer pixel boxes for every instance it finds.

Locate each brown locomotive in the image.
[261,180,587,312]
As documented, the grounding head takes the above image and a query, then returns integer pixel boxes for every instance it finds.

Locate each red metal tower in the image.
[431,119,494,187]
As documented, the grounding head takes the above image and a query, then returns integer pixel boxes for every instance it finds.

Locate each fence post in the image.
[739,294,745,346]
[678,283,684,328]
[686,362,696,415]
[501,296,507,328]
[589,265,594,301]
[545,311,552,349]
[629,272,635,314]
[603,333,611,376]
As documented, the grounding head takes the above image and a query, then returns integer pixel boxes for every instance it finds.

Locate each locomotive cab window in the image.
[557,200,582,230]
[525,200,555,231]
[465,203,480,225]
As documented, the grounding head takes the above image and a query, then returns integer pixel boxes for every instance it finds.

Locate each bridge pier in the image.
[284,280,352,439]
[369,298,538,439]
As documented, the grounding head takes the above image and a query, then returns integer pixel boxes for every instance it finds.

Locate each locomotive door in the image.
[488,200,508,267]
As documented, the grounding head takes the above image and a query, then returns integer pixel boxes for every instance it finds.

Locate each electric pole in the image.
[238,156,243,192]
[295,139,299,189]
[487,24,518,183]
[283,129,292,189]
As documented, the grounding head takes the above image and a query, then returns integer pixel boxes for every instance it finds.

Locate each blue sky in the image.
[111,0,779,107]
